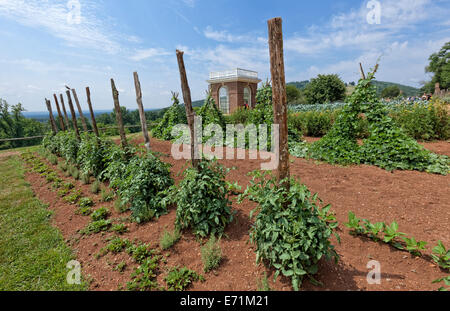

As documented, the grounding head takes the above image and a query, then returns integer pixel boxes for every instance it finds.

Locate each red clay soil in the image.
[21,137,450,291]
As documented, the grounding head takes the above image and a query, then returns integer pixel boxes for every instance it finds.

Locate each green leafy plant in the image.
[152,92,187,141]
[78,197,94,209]
[81,173,90,185]
[127,256,162,291]
[239,171,339,290]
[164,267,204,291]
[201,236,222,273]
[383,221,406,250]
[75,206,92,216]
[111,223,129,235]
[159,228,181,250]
[431,241,450,270]
[80,219,111,235]
[403,237,427,257]
[432,276,450,291]
[127,243,155,264]
[174,159,233,237]
[101,237,132,255]
[112,152,174,223]
[91,207,110,221]
[64,189,82,204]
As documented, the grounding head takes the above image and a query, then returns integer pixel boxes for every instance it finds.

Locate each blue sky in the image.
[0,0,449,112]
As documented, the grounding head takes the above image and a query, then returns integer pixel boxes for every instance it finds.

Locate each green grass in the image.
[0,155,86,291]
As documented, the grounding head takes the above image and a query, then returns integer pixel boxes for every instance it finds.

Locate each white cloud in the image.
[204,26,253,43]
[130,48,171,61]
[0,0,121,54]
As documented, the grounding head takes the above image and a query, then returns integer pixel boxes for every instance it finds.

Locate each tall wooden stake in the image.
[66,90,81,141]
[359,63,366,80]
[176,49,199,169]
[133,72,151,152]
[86,87,100,137]
[45,98,58,134]
[71,89,89,132]
[111,79,128,149]
[59,93,71,130]
[268,17,290,188]
[53,94,66,131]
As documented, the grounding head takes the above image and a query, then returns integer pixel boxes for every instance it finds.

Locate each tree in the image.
[303,74,346,105]
[381,85,401,99]
[422,41,450,93]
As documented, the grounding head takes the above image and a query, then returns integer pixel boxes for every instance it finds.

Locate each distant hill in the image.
[287,81,310,90]
[287,80,421,97]
[372,81,421,97]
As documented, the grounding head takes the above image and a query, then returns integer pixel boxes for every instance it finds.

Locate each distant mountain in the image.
[287,80,421,97]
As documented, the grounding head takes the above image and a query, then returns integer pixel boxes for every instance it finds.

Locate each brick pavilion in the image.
[207,68,261,115]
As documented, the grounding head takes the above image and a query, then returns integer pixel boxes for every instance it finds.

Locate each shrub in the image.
[165,267,204,291]
[174,160,233,237]
[77,133,113,178]
[114,152,174,223]
[159,228,181,250]
[304,74,346,105]
[239,171,339,290]
[152,92,187,141]
[201,236,222,273]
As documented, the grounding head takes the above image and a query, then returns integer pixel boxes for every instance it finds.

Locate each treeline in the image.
[0,99,48,150]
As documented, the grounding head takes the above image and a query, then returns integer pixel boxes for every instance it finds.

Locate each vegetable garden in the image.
[1,17,449,292]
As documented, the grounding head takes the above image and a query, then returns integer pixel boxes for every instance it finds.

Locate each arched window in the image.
[243,87,251,108]
[219,87,229,114]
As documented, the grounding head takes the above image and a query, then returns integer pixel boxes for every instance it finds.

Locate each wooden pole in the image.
[110,79,128,149]
[133,72,151,152]
[45,98,58,134]
[59,93,71,130]
[85,87,100,137]
[176,49,199,169]
[66,90,81,141]
[53,94,66,131]
[268,17,290,187]
[359,63,366,80]
[71,89,89,132]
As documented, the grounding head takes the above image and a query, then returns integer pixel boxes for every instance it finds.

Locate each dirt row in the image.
[22,137,450,291]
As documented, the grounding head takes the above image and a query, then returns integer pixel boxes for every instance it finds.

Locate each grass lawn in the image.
[0,155,86,291]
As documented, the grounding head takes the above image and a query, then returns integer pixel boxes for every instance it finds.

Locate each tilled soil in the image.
[22,137,450,291]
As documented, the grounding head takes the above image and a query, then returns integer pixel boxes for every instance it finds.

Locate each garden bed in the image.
[21,136,450,291]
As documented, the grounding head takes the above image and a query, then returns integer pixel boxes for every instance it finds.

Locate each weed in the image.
[159,228,181,250]
[201,236,222,273]
[90,180,101,194]
[114,261,127,273]
[101,189,115,202]
[81,173,90,185]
